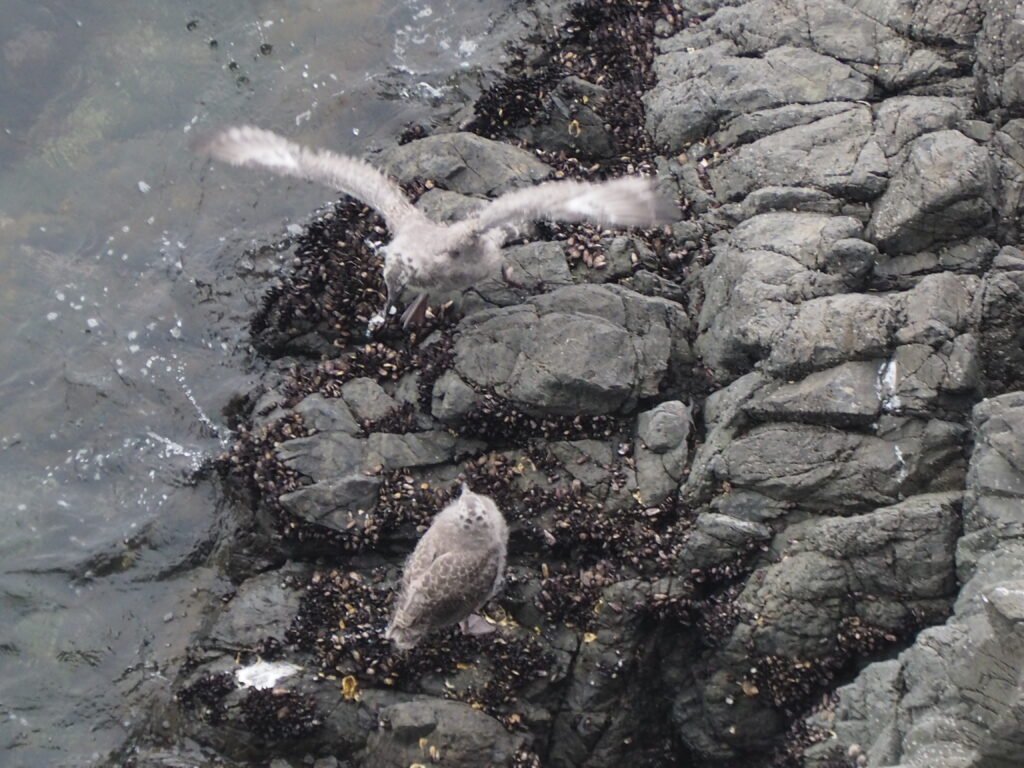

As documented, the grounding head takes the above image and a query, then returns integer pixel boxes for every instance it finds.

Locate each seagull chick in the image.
[385,484,509,650]
[195,125,678,330]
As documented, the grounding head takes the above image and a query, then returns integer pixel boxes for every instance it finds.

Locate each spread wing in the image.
[193,125,425,232]
[458,176,678,241]
[394,549,499,633]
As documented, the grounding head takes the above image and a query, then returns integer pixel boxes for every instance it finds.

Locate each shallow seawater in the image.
[0,0,508,763]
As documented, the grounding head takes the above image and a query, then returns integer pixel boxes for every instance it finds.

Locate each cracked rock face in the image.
[804,394,1024,768]
[453,284,691,416]
[160,1,1024,767]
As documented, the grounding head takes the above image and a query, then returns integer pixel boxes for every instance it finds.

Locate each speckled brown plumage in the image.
[385,485,508,649]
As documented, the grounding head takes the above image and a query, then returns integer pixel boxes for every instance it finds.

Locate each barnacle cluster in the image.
[456,392,627,446]
[469,1,686,171]
[238,688,322,740]
[771,718,837,768]
[177,672,237,725]
[250,197,386,356]
[280,331,455,410]
[216,413,312,504]
[250,183,451,358]
[744,617,917,718]
[284,568,553,717]
[466,0,688,285]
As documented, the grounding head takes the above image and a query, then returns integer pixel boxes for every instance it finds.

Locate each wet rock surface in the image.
[142,1,1024,767]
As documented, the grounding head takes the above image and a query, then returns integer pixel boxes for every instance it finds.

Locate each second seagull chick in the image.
[385,485,509,650]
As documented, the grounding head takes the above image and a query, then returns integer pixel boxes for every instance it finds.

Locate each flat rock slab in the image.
[364,698,522,768]
[454,284,689,415]
[709,107,889,203]
[646,43,872,150]
[868,130,996,254]
[377,132,551,197]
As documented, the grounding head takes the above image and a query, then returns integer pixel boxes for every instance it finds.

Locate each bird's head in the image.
[366,251,414,335]
[378,244,431,329]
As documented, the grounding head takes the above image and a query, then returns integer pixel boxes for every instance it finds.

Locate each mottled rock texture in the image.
[166,1,1024,767]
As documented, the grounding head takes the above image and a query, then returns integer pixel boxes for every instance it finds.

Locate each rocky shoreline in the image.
[127,1,1024,766]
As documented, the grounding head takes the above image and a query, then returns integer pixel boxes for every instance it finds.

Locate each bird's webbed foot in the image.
[459,613,496,636]
[501,264,543,292]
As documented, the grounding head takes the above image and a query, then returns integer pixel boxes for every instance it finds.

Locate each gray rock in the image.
[723,185,849,219]
[207,570,306,648]
[975,0,1024,114]
[638,401,693,453]
[728,213,866,273]
[877,341,980,415]
[293,393,360,434]
[341,378,400,424]
[646,43,871,149]
[705,419,964,513]
[622,269,686,303]
[635,401,693,505]
[362,698,523,768]
[466,241,572,309]
[454,284,690,415]
[365,431,458,469]
[413,187,486,224]
[992,119,1024,244]
[895,272,976,346]
[784,492,961,601]
[694,248,803,378]
[430,370,481,423]
[805,394,1024,768]
[872,237,999,290]
[958,392,1024,579]
[699,0,959,89]
[766,293,896,377]
[634,446,683,506]
[844,0,984,48]
[867,130,996,254]
[679,372,761,501]
[573,236,655,284]
[972,262,1024,393]
[709,107,889,203]
[676,492,960,759]
[549,439,636,509]
[279,475,382,524]
[713,102,855,152]
[745,360,883,426]
[872,96,969,159]
[548,577,692,767]
[993,244,1024,270]
[277,431,366,480]
[678,512,772,570]
[377,132,551,197]
[516,76,615,159]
